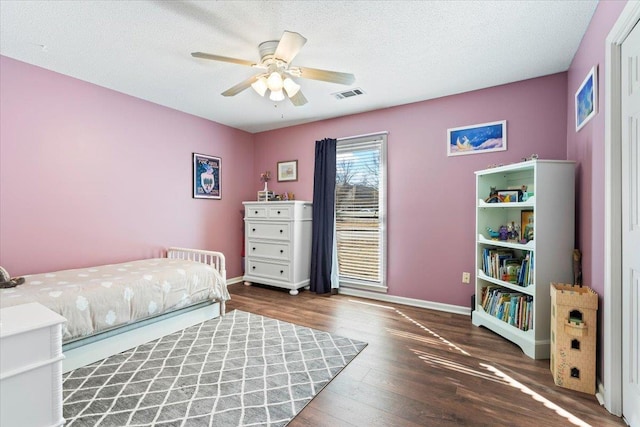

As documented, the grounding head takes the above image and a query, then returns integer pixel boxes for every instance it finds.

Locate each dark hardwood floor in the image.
[226,283,625,427]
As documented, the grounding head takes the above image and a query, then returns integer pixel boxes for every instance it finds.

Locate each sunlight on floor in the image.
[348,298,592,427]
[482,363,592,427]
[347,299,469,355]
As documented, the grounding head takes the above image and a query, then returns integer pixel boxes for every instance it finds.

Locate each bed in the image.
[0,247,228,372]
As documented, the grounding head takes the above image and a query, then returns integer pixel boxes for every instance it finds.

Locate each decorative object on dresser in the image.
[473,159,575,359]
[243,201,313,295]
[277,160,298,181]
[192,153,221,199]
[1,303,66,427]
[447,120,507,157]
[260,170,271,191]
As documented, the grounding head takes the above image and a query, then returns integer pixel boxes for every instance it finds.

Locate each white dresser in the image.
[243,201,313,295]
[1,302,67,427]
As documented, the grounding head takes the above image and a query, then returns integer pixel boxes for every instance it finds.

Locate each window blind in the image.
[336,133,387,291]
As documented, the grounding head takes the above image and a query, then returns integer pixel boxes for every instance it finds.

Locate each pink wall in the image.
[566,1,626,298]
[254,73,569,307]
[565,1,626,383]
[0,56,255,277]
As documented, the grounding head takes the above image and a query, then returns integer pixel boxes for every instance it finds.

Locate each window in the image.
[335,132,387,291]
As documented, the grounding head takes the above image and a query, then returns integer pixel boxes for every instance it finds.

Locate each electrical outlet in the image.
[462,272,471,284]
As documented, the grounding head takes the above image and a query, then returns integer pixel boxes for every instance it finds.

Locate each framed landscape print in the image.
[193,153,221,199]
[447,120,507,156]
[277,160,298,182]
[575,66,597,132]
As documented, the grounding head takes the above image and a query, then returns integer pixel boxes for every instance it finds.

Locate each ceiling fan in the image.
[191,31,355,106]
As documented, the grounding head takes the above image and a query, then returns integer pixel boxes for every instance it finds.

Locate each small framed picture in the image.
[575,66,597,132]
[521,210,534,242]
[497,190,520,203]
[193,153,221,199]
[277,160,298,182]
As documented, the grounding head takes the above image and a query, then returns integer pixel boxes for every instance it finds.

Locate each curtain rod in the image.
[337,131,388,141]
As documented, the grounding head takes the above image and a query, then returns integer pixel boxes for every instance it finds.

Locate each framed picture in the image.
[521,210,534,242]
[193,153,221,199]
[277,160,298,182]
[447,120,507,156]
[575,66,598,132]
[497,190,520,203]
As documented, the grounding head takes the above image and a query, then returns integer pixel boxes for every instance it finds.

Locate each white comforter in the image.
[0,258,229,342]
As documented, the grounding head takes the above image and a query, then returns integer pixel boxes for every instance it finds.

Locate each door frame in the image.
[604,0,640,416]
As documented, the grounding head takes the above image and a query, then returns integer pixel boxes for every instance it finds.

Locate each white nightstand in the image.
[1,302,67,427]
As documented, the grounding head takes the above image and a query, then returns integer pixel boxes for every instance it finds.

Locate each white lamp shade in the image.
[266,72,283,91]
[269,89,285,102]
[283,77,301,97]
[251,77,268,97]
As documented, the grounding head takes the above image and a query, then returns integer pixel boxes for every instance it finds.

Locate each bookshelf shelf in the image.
[477,270,535,296]
[477,235,534,251]
[472,159,575,359]
[478,197,536,208]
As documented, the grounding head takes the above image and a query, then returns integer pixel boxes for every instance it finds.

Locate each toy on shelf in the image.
[486,227,500,239]
[485,187,500,203]
[499,225,509,240]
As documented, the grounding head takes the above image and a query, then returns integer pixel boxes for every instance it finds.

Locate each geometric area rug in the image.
[62,310,367,426]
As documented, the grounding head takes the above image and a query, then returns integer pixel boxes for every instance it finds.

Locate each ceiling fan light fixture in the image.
[283,77,301,97]
[251,76,268,97]
[266,71,283,91]
[269,89,285,102]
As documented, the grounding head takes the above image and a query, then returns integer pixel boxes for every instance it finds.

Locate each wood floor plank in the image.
[226,284,624,427]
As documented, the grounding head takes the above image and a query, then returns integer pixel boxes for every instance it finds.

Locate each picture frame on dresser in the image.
[193,153,221,199]
[277,160,298,182]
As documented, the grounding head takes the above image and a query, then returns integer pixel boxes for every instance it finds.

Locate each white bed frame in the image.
[62,247,227,373]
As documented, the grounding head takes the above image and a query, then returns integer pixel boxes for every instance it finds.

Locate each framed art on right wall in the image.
[575,66,598,131]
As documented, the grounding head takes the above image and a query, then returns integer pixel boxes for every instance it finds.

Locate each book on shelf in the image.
[481,247,533,287]
[480,286,533,331]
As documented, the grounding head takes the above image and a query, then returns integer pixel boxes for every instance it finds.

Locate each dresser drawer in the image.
[247,240,290,260]
[247,222,290,240]
[267,206,292,219]
[247,259,291,281]
[246,206,268,218]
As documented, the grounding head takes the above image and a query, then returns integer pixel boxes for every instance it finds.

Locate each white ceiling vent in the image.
[333,88,365,100]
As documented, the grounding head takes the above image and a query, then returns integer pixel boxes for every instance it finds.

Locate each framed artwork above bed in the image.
[193,153,221,199]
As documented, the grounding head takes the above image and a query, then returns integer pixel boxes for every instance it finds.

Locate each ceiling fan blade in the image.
[191,52,256,67]
[293,66,355,85]
[288,90,308,107]
[274,31,307,63]
[221,74,260,97]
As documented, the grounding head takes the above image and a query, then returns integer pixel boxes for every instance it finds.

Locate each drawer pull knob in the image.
[279,229,283,233]
[280,249,284,253]
[252,228,256,232]
[280,270,284,274]
[252,247,256,251]
[277,211,281,214]
[252,266,256,270]
[254,211,258,214]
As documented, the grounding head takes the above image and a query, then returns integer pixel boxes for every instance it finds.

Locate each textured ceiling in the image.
[0,1,598,133]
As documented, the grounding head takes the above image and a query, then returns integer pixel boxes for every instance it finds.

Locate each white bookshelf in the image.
[471,159,575,359]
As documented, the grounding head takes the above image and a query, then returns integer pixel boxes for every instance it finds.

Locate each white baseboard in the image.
[226,276,243,285]
[337,287,471,316]
[596,378,606,406]
[226,280,470,316]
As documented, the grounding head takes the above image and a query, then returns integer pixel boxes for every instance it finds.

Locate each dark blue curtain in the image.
[309,138,337,294]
